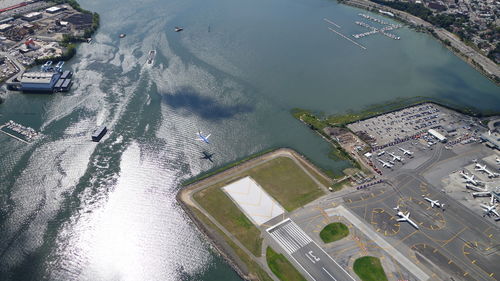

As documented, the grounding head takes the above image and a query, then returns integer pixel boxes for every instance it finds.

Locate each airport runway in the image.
[266,219,355,281]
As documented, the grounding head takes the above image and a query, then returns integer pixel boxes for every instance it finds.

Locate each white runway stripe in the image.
[268,220,313,254]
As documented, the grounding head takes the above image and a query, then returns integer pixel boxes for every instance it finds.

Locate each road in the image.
[266,219,355,281]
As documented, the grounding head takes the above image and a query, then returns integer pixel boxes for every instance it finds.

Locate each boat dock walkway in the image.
[323,18,341,28]
[0,120,40,143]
[328,27,367,50]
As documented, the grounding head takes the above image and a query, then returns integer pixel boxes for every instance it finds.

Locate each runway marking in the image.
[441,227,467,247]
[322,267,337,280]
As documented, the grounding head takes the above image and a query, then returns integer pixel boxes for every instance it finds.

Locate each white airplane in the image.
[460,171,478,186]
[480,204,499,217]
[424,197,444,208]
[399,147,413,156]
[378,158,393,168]
[466,184,487,192]
[377,151,386,157]
[475,164,497,178]
[394,206,419,229]
[195,131,211,144]
[389,152,403,162]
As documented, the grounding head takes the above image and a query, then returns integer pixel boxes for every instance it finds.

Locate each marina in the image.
[0,120,40,143]
[352,14,402,40]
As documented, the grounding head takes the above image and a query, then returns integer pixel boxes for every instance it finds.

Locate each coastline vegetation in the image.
[188,207,273,281]
[320,222,349,243]
[194,182,263,257]
[353,256,388,281]
[266,247,307,281]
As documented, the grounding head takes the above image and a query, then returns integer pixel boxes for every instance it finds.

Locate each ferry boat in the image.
[92,126,107,142]
[147,50,156,64]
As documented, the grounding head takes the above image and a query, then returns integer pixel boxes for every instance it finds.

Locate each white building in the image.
[428,129,447,142]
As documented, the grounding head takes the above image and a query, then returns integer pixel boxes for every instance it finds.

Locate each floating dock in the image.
[0,120,40,143]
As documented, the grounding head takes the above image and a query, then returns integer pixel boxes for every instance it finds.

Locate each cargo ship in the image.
[147,50,156,64]
[91,126,107,142]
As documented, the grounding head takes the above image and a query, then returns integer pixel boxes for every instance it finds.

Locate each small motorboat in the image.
[174,27,183,32]
[119,33,126,38]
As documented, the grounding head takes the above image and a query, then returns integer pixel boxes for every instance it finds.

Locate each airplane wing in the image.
[397,218,406,222]
[493,210,500,217]
[431,202,435,208]
[480,204,489,209]
[205,134,211,139]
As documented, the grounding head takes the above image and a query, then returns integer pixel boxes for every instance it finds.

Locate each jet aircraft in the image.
[394,206,419,229]
[399,147,413,156]
[475,163,497,178]
[424,197,444,208]
[389,152,403,162]
[480,204,499,217]
[196,131,211,144]
[378,158,393,168]
[460,171,478,186]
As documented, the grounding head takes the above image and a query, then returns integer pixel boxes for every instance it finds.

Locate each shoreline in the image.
[338,0,500,85]
[177,148,333,281]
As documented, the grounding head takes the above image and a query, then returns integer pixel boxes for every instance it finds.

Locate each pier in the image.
[351,14,402,41]
[323,18,341,28]
[327,27,367,50]
[0,120,40,143]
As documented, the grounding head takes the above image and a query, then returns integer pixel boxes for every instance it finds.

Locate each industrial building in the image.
[22,12,42,22]
[480,132,500,150]
[20,72,61,92]
[428,129,447,142]
[45,6,66,14]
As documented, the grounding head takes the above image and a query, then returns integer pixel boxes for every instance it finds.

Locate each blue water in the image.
[0,0,498,280]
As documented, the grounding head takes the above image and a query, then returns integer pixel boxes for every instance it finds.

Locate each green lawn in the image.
[194,183,263,257]
[193,156,324,258]
[353,256,388,281]
[189,207,273,281]
[247,157,324,211]
[319,222,349,243]
[266,247,307,281]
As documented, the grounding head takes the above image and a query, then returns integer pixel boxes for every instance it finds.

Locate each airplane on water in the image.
[423,197,444,209]
[201,151,215,162]
[481,204,499,217]
[196,131,211,144]
[389,152,403,162]
[399,147,413,156]
[475,163,497,178]
[378,158,393,168]
[460,171,479,186]
[393,206,419,229]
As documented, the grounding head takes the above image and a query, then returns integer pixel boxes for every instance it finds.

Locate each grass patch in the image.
[246,157,324,211]
[353,256,388,281]
[266,247,307,281]
[319,222,349,243]
[189,207,273,281]
[194,184,263,257]
[302,163,332,187]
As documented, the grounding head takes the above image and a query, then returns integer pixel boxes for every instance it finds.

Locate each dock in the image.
[0,120,40,143]
[323,18,341,28]
[328,27,367,50]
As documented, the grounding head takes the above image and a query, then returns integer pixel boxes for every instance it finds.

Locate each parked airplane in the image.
[378,158,393,168]
[466,184,487,192]
[475,163,497,178]
[196,131,211,144]
[201,151,214,162]
[389,152,403,162]
[394,206,419,229]
[377,151,386,157]
[424,197,444,208]
[480,204,499,217]
[399,147,413,156]
[460,171,478,186]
